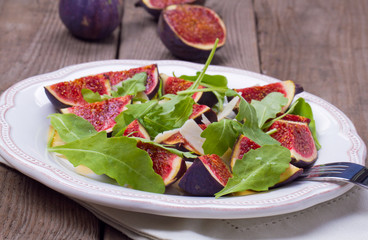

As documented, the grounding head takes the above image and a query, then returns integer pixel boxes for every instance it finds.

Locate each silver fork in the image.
[298,162,368,189]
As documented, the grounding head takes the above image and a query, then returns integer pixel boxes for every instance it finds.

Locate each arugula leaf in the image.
[236,96,280,146]
[143,95,195,138]
[201,119,242,156]
[251,92,288,128]
[179,72,228,88]
[112,100,158,137]
[48,132,165,193]
[82,89,112,103]
[215,145,291,197]
[112,72,147,97]
[289,97,321,149]
[48,113,97,143]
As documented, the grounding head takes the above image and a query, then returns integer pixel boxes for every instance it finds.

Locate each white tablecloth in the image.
[2,156,368,240]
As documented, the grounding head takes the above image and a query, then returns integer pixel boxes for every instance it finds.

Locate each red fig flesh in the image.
[136,0,205,19]
[158,4,226,60]
[137,142,187,186]
[230,135,261,170]
[45,75,111,109]
[161,73,218,107]
[123,119,151,139]
[179,154,232,196]
[268,120,318,168]
[61,96,132,132]
[235,80,297,112]
[189,104,217,124]
[108,64,160,99]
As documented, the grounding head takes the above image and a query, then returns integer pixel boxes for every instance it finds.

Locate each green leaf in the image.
[179,72,228,89]
[48,132,165,193]
[201,119,242,156]
[112,100,158,137]
[112,72,147,97]
[242,125,280,146]
[48,113,97,143]
[82,88,112,103]
[142,95,195,138]
[251,92,288,128]
[215,145,291,197]
[289,98,321,150]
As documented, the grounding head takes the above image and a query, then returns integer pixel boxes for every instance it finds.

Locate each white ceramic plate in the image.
[0,60,366,219]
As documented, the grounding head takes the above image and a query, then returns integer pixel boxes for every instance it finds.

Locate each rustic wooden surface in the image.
[0,0,367,239]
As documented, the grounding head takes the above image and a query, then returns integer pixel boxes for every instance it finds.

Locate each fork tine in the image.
[299,162,368,190]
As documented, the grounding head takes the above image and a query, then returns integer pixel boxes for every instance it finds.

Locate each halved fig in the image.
[158,4,226,60]
[178,154,232,196]
[137,141,187,186]
[161,73,218,107]
[234,80,298,112]
[60,96,132,133]
[123,119,151,139]
[108,64,160,99]
[155,129,202,155]
[230,134,260,170]
[189,104,217,124]
[267,120,318,168]
[45,74,111,109]
[135,0,205,19]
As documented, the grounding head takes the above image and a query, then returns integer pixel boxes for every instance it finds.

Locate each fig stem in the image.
[187,38,219,92]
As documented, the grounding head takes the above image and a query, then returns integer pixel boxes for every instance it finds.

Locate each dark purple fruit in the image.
[161,73,218,107]
[108,64,160,99]
[60,96,132,133]
[135,0,205,19]
[189,104,217,124]
[234,80,298,112]
[158,4,226,60]
[123,119,151,139]
[267,120,318,168]
[178,154,232,196]
[137,141,187,186]
[45,75,111,109]
[59,0,124,41]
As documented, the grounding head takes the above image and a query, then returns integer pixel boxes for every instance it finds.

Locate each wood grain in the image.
[119,0,260,71]
[255,0,368,165]
[0,0,120,239]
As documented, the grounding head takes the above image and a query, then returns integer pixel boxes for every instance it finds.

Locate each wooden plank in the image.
[0,0,120,93]
[119,0,260,72]
[255,0,368,165]
[0,0,120,239]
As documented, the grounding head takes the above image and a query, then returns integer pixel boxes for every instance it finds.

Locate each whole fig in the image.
[59,0,124,41]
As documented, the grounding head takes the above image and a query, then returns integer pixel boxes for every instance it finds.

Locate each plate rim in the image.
[0,59,366,219]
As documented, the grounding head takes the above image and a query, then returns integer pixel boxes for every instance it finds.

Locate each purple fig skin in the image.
[178,159,224,196]
[291,157,318,169]
[59,0,124,41]
[44,87,73,109]
[197,91,218,108]
[136,0,206,20]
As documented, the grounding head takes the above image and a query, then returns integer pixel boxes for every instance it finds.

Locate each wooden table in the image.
[1,0,367,239]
